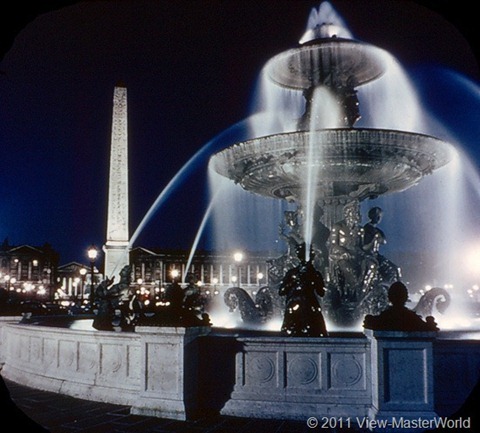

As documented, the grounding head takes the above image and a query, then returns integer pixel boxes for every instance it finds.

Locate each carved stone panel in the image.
[78,342,98,372]
[328,352,366,390]
[59,340,77,370]
[286,353,321,388]
[245,352,279,387]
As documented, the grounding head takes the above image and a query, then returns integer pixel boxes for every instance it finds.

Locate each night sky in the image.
[0,0,479,267]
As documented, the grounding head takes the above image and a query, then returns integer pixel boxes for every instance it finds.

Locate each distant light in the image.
[233,252,244,262]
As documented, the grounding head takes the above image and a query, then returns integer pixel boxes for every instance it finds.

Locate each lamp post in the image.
[87,246,98,308]
[212,277,219,295]
[233,251,243,286]
[79,268,87,300]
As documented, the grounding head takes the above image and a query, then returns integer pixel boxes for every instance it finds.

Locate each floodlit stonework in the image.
[1,320,479,426]
[103,84,130,279]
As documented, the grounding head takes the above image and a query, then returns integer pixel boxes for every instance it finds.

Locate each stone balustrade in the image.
[1,319,479,426]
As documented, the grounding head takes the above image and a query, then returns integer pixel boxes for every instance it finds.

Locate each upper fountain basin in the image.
[264,39,388,90]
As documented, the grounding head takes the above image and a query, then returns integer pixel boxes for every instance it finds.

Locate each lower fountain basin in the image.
[1,317,479,422]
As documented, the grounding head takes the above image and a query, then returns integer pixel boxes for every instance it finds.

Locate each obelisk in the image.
[103,84,130,279]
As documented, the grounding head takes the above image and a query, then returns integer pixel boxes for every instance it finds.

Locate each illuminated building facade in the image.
[130,247,271,289]
[0,240,59,299]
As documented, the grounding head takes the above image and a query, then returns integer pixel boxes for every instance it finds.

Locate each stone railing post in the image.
[131,326,210,420]
[365,329,438,425]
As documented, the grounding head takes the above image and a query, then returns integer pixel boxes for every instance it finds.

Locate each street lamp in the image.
[257,272,264,286]
[87,246,98,308]
[171,269,179,282]
[233,252,244,263]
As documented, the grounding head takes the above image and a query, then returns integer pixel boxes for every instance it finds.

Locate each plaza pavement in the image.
[4,378,371,433]
[6,377,479,433]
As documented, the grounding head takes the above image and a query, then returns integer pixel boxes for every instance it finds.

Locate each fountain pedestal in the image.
[131,326,210,420]
[365,330,438,427]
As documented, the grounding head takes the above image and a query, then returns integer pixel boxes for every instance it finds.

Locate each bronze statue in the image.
[363,281,438,332]
[362,206,401,285]
[328,202,377,301]
[93,265,133,331]
[279,209,304,259]
[279,242,328,337]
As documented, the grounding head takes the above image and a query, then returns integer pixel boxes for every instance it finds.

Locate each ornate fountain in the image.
[210,22,455,327]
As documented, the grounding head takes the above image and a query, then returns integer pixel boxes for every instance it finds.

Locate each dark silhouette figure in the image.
[0,374,50,432]
[165,281,185,317]
[279,243,328,337]
[183,273,205,319]
[363,281,438,331]
[138,279,211,328]
[92,276,115,330]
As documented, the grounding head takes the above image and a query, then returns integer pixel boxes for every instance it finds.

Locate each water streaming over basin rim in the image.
[209,128,455,202]
[264,39,388,90]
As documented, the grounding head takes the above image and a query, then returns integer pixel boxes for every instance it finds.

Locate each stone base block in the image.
[130,326,210,420]
[131,400,190,421]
